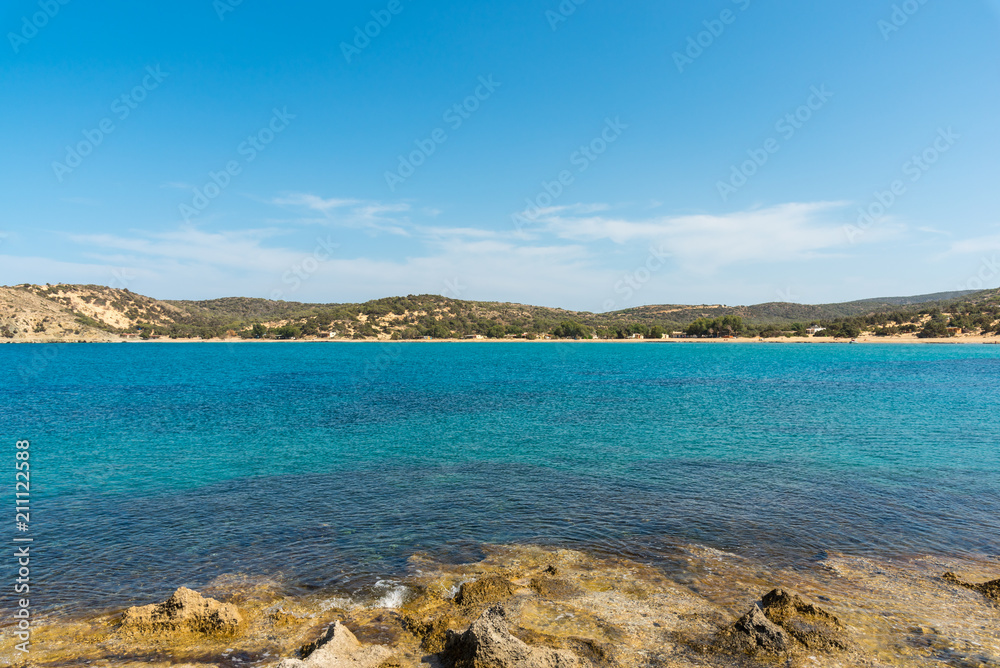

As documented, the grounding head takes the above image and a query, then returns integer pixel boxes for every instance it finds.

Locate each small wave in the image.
[371,580,409,609]
[318,596,357,611]
[317,581,410,611]
[447,578,478,600]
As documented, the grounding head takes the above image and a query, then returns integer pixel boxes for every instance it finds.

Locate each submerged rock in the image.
[943,571,1000,603]
[119,587,242,636]
[441,605,579,668]
[725,588,849,656]
[455,576,517,608]
[278,621,394,668]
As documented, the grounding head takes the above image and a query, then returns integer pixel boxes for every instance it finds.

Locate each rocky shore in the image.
[3,543,998,668]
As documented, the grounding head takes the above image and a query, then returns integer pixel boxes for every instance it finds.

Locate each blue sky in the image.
[2,0,999,310]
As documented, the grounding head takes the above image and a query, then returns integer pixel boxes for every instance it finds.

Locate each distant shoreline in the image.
[3,336,999,345]
[4,284,997,347]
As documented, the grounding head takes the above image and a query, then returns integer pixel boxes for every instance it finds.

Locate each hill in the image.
[0,286,119,342]
[0,283,997,342]
[615,290,982,325]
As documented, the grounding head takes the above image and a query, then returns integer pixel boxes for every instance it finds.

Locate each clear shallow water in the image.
[1,341,999,615]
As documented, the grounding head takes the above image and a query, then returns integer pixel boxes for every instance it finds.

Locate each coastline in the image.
[3,335,1000,345]
[3,541,998,668]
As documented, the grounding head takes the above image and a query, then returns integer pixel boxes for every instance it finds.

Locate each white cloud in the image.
[0,254,144,288]
[9,195,950,310]
[52,217,610,308]
[518,202,611,220]
[272,193,361,212]
[418,226,501,241]
[537,201,864,270]
[69,227,301,272]
[272,193,411,236]
[946,233,1000,255]
[60,197,102,206]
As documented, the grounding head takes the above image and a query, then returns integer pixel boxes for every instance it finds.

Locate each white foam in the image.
[316,581,410,612]
[372,580,408,609]
[318,596,357,611]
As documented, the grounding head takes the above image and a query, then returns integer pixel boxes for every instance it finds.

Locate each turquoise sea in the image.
[2,342,999,616]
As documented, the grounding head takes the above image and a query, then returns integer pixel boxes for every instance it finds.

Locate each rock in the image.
[303,621,363,658]
[759,588,849,651]
[725,588,849,656]
[441,605,580,668]
[455,576,516,608]
[727,603,792,654]
[943,572,1000,603]
[278,621,394,668]
[403,612,464,653]
[119,587,242,636]
[528,577,580,600]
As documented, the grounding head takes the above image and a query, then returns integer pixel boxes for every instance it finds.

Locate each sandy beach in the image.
[5,334,1000,345]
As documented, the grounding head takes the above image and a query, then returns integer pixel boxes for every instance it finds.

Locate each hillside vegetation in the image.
[614,290,983,325]
[0,283,997,342]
